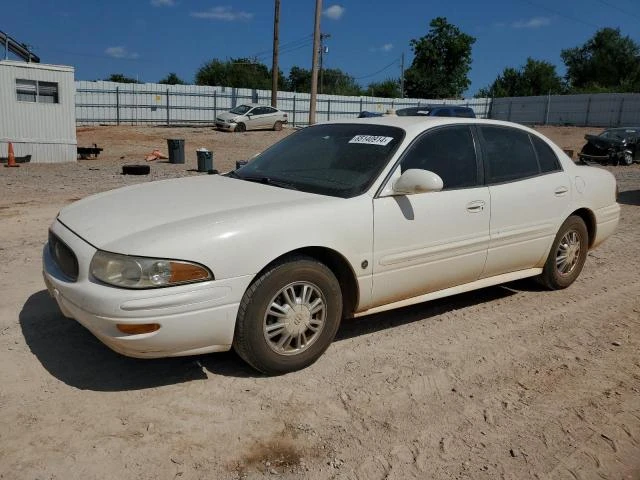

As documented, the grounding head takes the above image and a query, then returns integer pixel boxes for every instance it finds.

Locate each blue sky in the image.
[3,0,639,96]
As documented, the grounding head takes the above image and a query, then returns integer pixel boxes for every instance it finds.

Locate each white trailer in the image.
[0,60,76,163]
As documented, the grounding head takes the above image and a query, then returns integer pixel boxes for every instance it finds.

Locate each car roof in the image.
[240,103,271,108]
[319,116,540,138]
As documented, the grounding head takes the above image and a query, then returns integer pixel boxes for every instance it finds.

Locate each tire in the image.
[233,256,342,375]
[122,164,150,175]
[622,151,633,166]
[273,120,283,131]
[235,123,246,133]
[538,215,588,290]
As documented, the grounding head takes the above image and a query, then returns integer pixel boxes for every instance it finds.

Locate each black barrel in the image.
[167,139,185,164]
[197,149,214,172]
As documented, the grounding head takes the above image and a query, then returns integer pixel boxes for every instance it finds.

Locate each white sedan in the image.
[215,103,288,132]
[43,117,620,374]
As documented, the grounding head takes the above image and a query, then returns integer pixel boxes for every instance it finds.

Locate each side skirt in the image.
[354,268,543,318]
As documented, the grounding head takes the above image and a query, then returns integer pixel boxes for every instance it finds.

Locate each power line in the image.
[518,0,601,28]
[252,34,313,61]
[354,58,401,80]
[594,0,640,21]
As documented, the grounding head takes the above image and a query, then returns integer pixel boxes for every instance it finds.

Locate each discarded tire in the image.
[122,164,150,175]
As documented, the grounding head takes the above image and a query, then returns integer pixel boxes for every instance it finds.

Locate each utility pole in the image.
[309,0,322,125]
[400,52,405,99]
[271,0,281,107]
[319,33,331,94]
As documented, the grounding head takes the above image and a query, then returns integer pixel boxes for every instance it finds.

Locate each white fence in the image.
[75,81,491,126]
[490,93,640,127]
[75,82,640,128]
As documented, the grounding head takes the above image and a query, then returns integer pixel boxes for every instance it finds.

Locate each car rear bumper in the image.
[42,220,252,358]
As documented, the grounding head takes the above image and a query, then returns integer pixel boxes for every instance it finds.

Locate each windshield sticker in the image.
[349,135,394,146]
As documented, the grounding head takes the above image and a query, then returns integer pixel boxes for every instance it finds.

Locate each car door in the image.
[252,107,272,129]
[260,107,279,129]
[477,125,571,278]
[244,107,261,130]
[371,125,490,307]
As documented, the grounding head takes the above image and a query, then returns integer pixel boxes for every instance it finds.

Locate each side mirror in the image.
[393,169,443,195]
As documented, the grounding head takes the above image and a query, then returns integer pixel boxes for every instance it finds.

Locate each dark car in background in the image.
[358,105,476,119]
[396,105,476,118]
[579,127,640,166]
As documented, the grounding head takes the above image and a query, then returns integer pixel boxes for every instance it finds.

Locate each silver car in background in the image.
[215,103,288,132]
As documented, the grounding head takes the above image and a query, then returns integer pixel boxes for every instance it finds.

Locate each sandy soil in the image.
[1,126,639,480]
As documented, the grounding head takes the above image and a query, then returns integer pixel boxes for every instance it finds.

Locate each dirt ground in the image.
[1,125,639,480]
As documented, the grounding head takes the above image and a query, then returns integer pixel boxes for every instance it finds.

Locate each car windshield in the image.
[233,123,405,198]
[229,105,252,115]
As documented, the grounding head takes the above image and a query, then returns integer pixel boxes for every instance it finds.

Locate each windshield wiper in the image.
[236,174,299,191]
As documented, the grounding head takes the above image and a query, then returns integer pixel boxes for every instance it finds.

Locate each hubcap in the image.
[556,230,581,275]
[263,282,326,356]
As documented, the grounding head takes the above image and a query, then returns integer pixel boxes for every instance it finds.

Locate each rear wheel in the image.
[538,215,588,290]
[273,121,283,131]
[235,122,246,133]
[233,256,342,375]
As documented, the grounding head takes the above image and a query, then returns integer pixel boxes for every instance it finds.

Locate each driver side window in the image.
[400,126,479,189]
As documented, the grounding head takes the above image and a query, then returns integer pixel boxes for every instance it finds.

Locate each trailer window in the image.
[16,79,59,104]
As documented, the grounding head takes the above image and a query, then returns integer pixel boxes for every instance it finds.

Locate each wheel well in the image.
[259,247,359,318]
[571,208,596,248]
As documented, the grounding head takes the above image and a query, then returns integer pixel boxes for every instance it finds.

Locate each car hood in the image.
[58,175,330,251]
[217,111,242,121]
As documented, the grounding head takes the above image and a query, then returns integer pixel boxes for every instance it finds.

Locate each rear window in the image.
[480,126,539,183]
[531,136,562,173]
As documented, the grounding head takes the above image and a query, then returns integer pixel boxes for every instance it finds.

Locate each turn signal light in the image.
[116,323,161,335]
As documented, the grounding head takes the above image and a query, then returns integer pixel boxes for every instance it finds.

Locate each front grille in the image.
[49,231,79,281]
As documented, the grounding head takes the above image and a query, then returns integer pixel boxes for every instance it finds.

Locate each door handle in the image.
[466,200,485,213]
[554,186,569,196]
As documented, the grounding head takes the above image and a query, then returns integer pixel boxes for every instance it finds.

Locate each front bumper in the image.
[215,121,237,131]
[42,220,252,358]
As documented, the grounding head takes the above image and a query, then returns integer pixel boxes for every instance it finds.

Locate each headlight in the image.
[90,251,212,289]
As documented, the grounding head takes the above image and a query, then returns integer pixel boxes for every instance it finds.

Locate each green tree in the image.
[404,17,475,98]
[159,73,186,85]
[105,73,139,83]
[561,27,640,93]
[367,78,401,98]
[476,58,565,97]
[321,68,363,95]
[288,66,362,95]
[195,58,284,90]
[288,66,311,92]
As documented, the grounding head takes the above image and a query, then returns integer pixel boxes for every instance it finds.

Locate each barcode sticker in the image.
[349,135,394,146]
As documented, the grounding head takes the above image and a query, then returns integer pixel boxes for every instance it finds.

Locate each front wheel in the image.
[235,122,246,133]
[233,256,343,375]
[622,151,633,166]
[538,215,588,290]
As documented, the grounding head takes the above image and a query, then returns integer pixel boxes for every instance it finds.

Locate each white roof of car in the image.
[322,116,541,139]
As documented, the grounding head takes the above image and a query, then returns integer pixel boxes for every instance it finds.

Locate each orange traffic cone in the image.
[5,142,19,168]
